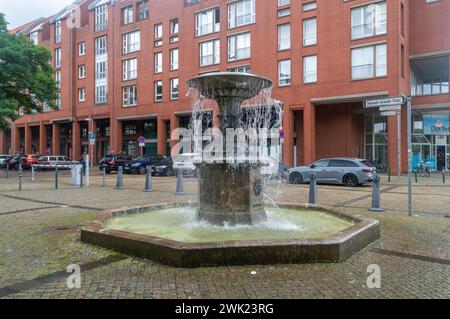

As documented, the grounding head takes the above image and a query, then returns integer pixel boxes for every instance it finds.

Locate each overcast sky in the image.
[0,0,74,29]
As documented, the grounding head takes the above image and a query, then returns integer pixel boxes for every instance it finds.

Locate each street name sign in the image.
[364,96,405,109]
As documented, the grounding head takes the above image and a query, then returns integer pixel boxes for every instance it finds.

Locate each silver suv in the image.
[288,158,375,187]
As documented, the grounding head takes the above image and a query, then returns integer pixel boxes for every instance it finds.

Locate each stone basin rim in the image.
[80,202,381,268]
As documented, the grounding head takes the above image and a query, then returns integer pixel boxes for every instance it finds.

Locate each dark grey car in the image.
[288,158,375,187]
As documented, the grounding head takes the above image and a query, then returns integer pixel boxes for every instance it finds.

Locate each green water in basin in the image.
[104,207,355,243]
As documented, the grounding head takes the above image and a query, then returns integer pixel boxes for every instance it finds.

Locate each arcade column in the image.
[72,121,81,161]
[170,114,180,151]
[303,103,316,165]
[112,119,123,155]
[39,123,46,155]
[0,130,7,154]
[12,125,20,154]
[157,117,167,156]
[52,123,60,155]
[24,124,32,154]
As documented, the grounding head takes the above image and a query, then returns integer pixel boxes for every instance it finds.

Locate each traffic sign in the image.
[364,96,405,109]
[379,105,402,111]
[138,136,146,147]
[381,111,397,117]
[89,131,96,146]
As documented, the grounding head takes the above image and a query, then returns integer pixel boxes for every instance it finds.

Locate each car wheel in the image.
[165,168,174,177]
[289,172,303,184]
[343,174,358,187]
[139,166,146,175]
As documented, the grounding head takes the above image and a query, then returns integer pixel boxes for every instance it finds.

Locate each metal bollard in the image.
[5,162,9,179]
[369,174,384,212]
[144,166,153,193]
[102,167,106,187]
[443,169,446,184]
[55,166,59,190]
[80,167,83,188]
[175,169,185,195]
[414,170,418,183]
[387,167,391,183]
[18,164,23,191]
[116,166,124,189]
[309,173,318,205]
[31,165,35,182]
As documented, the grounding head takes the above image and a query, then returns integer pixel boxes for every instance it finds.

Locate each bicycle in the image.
[416,161,431,178]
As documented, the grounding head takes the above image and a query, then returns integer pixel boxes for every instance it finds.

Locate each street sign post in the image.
[138,136,146,155]
[365,96,406,179]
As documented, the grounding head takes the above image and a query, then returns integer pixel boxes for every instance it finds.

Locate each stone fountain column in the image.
[188,73,273,226]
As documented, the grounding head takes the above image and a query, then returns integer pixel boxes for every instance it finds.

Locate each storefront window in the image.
[364,114,388,171]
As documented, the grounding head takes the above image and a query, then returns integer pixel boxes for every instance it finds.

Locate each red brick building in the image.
[1,0,449,174]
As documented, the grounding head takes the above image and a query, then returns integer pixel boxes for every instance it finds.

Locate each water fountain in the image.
[81,73,380,267]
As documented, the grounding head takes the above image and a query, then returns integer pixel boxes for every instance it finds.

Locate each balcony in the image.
[411,56,449,97]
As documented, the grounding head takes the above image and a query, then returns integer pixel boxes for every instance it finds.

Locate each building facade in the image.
[1,0,449,174]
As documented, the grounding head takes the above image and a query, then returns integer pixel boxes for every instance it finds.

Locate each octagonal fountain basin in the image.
[81,203,380,268]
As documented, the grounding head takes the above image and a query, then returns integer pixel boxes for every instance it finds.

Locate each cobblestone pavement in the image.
[0,169,448,299]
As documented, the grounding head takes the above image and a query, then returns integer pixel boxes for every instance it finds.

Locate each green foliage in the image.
[0,12,58,130]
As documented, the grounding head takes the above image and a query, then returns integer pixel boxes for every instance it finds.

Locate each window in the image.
[55,20,61,44]
[170,19,179,35]
[123,85,137,107]
[123,58,137,80]
[200,39,220,66]
[30,31,39,45]
[154,23,163,39]
[43,102,51,112]
[55,70,61,89]
[55,93,61,109]
[278,0,290,6]
[55,48,62,68]
[95,36,108,104]
[228,33,251,61]
[278,24,290,51]
[228,65,251,73]
[196,7,220,36]
[303,18,317,46]
[329,160,359,168]
[78,88,86,102]
[138,0,149,21]
[95,36,107,55]
[278,60,291,86]
[154,80,163,101]
[154,52,163,73]
[303,2,317,12]
[278,8,290,18]
[351,2,386,39]
[95,4,108,32]
[78,42,85,56]
[123,31,140,54]
[351,44,387,80]
[303,55,317,83]
[228,0,255,29]
[170,48,179,71]
[78,65,86,79]
[123,123,137,136]
[122,5,134,25]
[170,78,179,100]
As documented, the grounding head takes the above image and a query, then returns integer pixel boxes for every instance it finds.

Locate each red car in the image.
[21,154,42,170]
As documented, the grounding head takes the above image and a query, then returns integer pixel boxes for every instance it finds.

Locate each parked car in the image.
[152,156,174,176]
[0,155,12,168]
[35,156,78,170]
[173,153,198,177]
[123,155,155,174]
[99,155,134,174]
[288,158,375,187]
[20,154,41,170]
[6,155,24,170]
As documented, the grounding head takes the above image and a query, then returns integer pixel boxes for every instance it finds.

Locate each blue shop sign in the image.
[423,116,449,135]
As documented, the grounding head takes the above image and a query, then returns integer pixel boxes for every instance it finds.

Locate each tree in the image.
[0,13,57,130]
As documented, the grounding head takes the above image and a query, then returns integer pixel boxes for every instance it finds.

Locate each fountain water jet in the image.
[187,73,274,226]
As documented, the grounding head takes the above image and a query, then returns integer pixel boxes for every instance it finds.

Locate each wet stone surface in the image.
[0,171,448,299]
